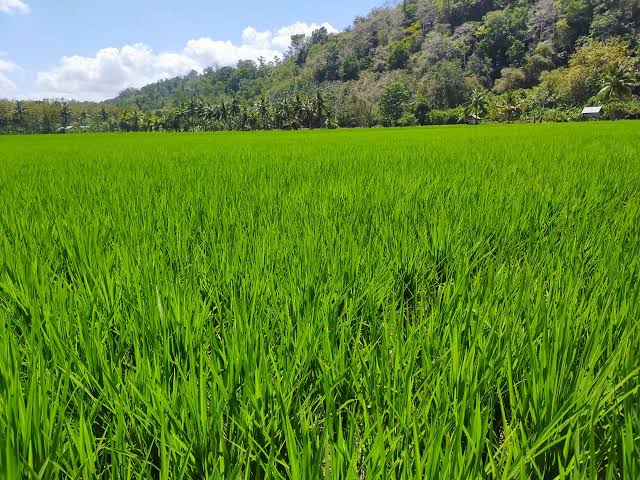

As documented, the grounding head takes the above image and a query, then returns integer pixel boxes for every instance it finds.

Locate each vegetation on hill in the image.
[1,0,639,133]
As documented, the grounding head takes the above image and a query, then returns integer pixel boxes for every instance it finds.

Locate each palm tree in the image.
[257,97,270,130]
[162,108,182,132]
[145,113,160,132]
[199,102,218,130]
[496,92,526,123]
[466,89,488,124]
[118,111,131,132]
[99,107,109,123]
[184,98,200,131]
[59,103,71,131]
[238,105,250,131]
[599,61,637,101]
[229,97,241,129]
[313,91,328,128]
[78,110,90,125]
[218,101,229,129]
[530,84,553,123]
[275,99,290,130]
[246,107,259,130]
[292,94,304,130]
[12,101,27,133]
[301,96,314,128]
[131,111,143,132]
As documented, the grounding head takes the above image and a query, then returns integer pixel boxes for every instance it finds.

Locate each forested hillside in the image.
[2,0,639,133]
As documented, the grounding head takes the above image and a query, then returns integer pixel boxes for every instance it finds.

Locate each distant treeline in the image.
[2,0,640,134]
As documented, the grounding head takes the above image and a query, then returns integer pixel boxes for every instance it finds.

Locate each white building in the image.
[581,106,603,119]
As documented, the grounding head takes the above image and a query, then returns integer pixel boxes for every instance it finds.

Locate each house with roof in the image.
[581,106,603,120]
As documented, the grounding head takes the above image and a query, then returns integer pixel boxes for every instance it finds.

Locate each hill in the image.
[1,0,639,133]
[104,0,639,122]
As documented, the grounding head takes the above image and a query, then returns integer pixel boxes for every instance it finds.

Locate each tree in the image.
[313,91,328,128]
[59,103,71,131]
[310,27,329,45]
[540,39,634,105]
[418,60,470,109]
[590,11,621,40]
[257,97,271,130]
[131,111,143,132]
[379,82,410,126]
[388,40,410,70]
[99,107,109,123]
[229,97,241,129]
[0,102,11,133]
[218,101,229,128]
[340,56,361,81]
[466,89,488,122]
[289,34,308,66]
[530,0,560,43]
[419,31,465,69]
[292,94,305,129]
[598,61,637,100]
[529,84,554,122]
[477,7,528,74]
[495,91,526,123]
[12,101,27,133]
[493,68,526,93]
[78,110,90,125]
[523,42,555,84]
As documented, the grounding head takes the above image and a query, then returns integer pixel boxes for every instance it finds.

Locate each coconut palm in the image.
[216,101,229,129]
[292,94,304,130]
[530,84,554,123]
[162,108,183,132]
[275,99,290,130]
[238,105,250,131]
[466,89,488,124]
[496,92,526,123]
[229,97,241,129]
[78,110,90,125]
[99,107,109,123]
[301,96,314,128]
[257,97,271,130]
[198,102,217,130]
[12,101,27,132]
[599,61,637,100]
[184,98,201,131]
[313,91,328,128]
[131,110,143,132]
[59,103,71,131]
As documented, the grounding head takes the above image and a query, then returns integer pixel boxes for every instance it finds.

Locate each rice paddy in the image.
[1,122,639,478]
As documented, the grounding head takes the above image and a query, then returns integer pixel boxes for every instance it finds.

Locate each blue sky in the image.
[0,0,381,100]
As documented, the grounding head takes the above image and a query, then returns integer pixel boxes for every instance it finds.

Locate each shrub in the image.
[603,100,640,120]
[429,107,464,125]
[399,112,418,126]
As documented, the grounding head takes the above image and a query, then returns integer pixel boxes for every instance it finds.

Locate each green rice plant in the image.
[0,122,639,478]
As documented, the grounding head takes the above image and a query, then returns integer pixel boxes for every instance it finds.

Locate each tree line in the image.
[2,0,640,134]
[0,92,335,134]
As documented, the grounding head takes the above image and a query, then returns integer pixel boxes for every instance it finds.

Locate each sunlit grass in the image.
[1,123,639,478]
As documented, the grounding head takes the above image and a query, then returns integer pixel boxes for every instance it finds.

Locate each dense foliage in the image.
[1,0,639,134]
[1,123,640,477]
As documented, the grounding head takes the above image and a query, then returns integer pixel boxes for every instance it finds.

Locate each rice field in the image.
[1,122,639,479]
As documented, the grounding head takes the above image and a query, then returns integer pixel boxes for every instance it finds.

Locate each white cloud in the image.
[0,0,30,14]
[183,38,279,68]
[271,22,338,50]
[0,58,20,94]
[242,22,338,51]
[241,27,274,50]
[0,59,18,72]
[34,21,337,101]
